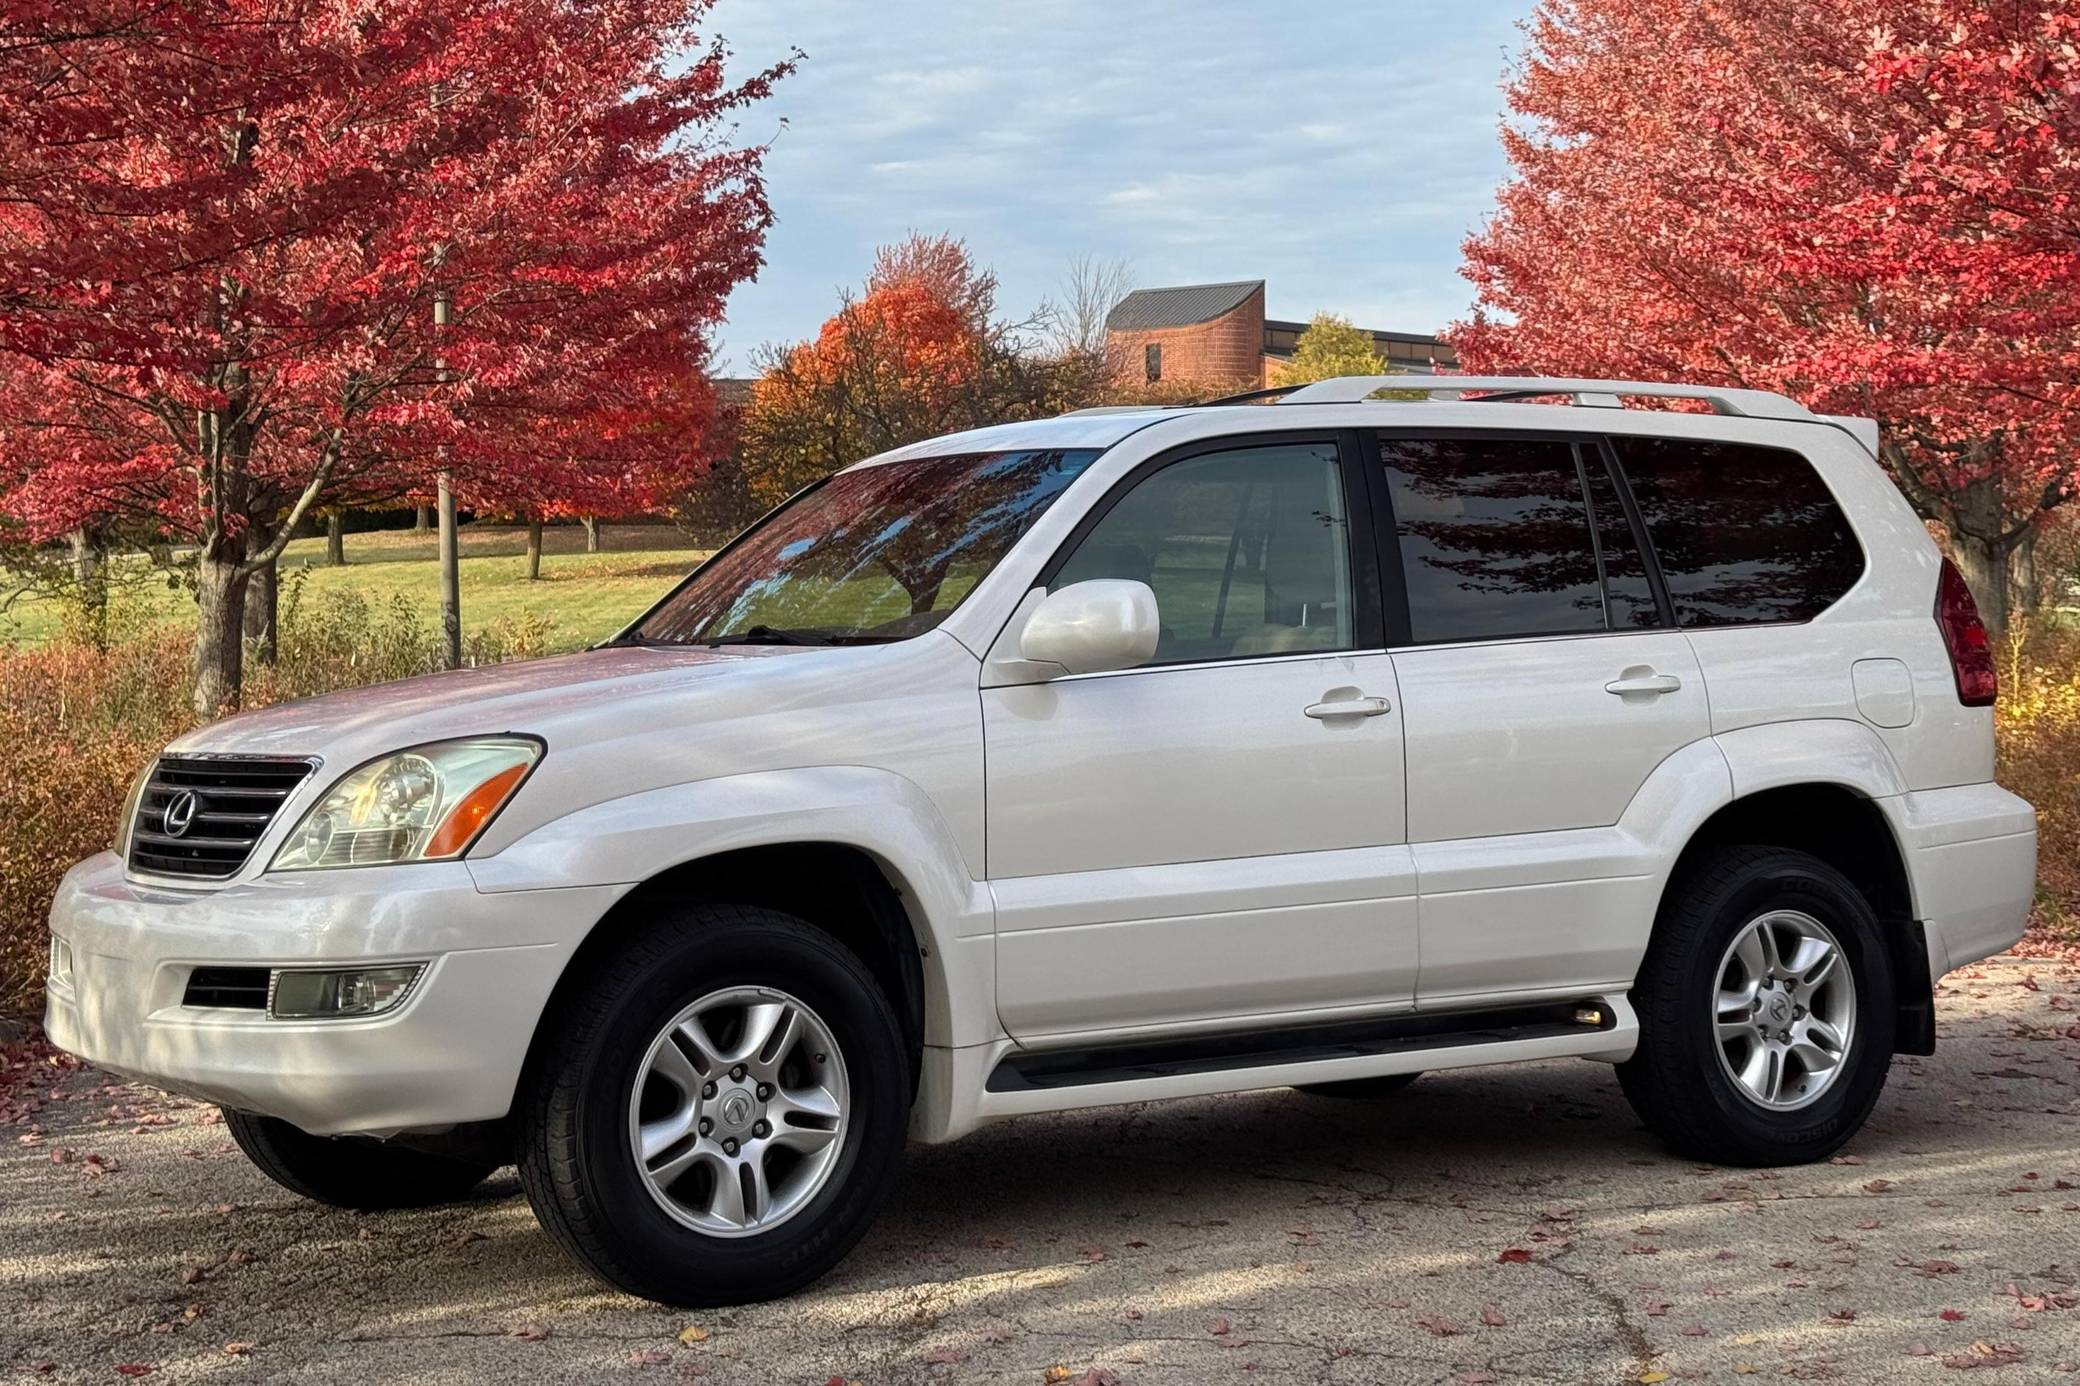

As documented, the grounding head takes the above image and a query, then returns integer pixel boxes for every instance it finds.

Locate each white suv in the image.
[47,376,2036,1306]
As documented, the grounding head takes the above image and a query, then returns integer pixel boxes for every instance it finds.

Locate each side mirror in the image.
[1019,580,1160,676]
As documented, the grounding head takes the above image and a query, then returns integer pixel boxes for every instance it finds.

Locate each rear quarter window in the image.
[1611,437,1864,627]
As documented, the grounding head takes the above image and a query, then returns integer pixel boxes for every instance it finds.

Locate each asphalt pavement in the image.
[2,954,2075,1384]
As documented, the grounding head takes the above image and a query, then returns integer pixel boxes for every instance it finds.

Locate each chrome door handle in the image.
[1304,695,1391,719]
[1605,671,1683,697]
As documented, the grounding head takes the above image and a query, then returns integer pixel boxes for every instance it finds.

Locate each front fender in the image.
[466,765,997,1047]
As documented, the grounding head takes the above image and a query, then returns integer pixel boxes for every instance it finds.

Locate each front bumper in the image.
[43,853,624,1135]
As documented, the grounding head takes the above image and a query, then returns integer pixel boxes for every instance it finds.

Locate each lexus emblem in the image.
[162,790,199,838]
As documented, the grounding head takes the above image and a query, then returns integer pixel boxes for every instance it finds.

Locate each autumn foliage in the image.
[734,235,1099,506]
[1457,0,2080,633]
[0,0,787,711]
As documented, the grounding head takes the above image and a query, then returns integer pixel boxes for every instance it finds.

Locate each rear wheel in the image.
[1618,847,1894,1166]
[224,1110,497,1210]
[518,905,908,1306]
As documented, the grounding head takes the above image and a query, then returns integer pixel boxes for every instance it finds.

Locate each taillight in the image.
[1934,558,1997,707]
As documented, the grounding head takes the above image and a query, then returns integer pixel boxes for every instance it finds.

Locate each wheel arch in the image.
[481,766,1001,1120]
[525,842,936,1095]
[1661,782,1932,1055]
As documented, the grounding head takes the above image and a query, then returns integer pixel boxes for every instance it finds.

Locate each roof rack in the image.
[1268,374,1816,421]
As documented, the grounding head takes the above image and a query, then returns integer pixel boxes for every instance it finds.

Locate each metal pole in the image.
[435,288,460,669]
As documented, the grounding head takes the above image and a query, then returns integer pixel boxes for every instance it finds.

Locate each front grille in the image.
[182,966,270,1009]
[128,755,315,879]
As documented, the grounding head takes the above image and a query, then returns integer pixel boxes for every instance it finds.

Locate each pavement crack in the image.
[1529,1244,1658,1372]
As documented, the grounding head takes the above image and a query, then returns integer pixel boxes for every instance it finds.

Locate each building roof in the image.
[1105,280,1264,332]
[1263,319,1448,349]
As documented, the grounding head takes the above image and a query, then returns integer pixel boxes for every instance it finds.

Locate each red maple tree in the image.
[732,234,1085,507]
[1456,0,2080,633]
[0,0,789,710]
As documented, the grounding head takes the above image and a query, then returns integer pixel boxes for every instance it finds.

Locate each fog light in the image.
[268,965,423,1020]
[49,936,73,987]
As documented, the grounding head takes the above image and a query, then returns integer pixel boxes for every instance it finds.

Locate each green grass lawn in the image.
[2,523,711,654]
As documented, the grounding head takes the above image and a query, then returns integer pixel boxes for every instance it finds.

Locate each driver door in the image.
[982,435,1416,1043]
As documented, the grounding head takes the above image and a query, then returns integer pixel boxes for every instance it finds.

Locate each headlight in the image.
[270,737,541,871]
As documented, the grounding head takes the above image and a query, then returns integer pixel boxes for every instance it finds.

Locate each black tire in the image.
[1618,846,1895,1166]
[517,905,908,1307]
[1294,1072,1423,1098]
[224,1110,497,1210]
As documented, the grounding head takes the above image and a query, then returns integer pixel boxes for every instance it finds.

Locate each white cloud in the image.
[702,0,1532,359]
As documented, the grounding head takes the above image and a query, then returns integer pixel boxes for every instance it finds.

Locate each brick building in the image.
[1103,279,1457,393]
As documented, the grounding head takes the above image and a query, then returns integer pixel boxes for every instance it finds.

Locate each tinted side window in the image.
[1581,450,1660,630]
[1612,437,1863,627]
[1379,436,1604,644]
[1054,442,1354,665]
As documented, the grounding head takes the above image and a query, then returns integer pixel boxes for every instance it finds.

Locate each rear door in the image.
[1368,431,1712,1004]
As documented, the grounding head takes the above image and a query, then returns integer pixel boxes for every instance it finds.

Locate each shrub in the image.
[1998,620,2080,951]
[0,586,556,1013]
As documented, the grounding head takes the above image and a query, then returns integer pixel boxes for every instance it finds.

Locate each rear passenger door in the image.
[1369,432,1712,1004]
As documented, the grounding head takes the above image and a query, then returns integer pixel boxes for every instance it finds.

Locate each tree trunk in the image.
[67,526,108,647]
[326,510,346,566]
[2010,527,2040,622]
[414,505,431,534]
[242,554,278,666]
[1950,530,2011,644]
[582,515,601,552]
[193,554,249,717]
[438,476,461,669]
[526,519,543,581]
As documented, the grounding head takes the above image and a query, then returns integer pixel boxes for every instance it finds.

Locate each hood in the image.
[162,629,988,872]
[169,643,786,763]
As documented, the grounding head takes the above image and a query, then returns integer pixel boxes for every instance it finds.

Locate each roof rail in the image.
[1274,375,1817,422]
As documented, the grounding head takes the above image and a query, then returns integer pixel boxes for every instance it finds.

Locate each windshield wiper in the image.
[704,625,836,647]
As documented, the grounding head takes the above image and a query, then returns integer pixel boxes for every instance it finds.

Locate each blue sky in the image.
[701,1,1534,372]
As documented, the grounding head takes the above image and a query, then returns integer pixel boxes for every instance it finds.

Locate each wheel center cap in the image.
[1767,993,1791,1024]
[714,1086,757,1134]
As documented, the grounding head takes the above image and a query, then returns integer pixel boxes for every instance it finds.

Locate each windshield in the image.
[630,448,1103,646]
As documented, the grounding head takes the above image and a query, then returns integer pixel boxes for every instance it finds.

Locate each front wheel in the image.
[1618,846,1895,1166]
[518,905,909,1306]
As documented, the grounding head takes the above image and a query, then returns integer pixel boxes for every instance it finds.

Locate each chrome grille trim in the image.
[127,754,318,880]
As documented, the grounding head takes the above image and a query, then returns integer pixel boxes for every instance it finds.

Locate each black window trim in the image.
[1367,426,1666,651]
[1593,435,1680,629]
[1028,428,1388,669]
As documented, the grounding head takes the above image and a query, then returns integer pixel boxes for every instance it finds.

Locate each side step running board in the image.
[986,1000,1617,1094]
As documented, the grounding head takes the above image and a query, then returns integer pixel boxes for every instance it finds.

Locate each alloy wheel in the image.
[1712,909,1857,1111]
[627,986,849,1237]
